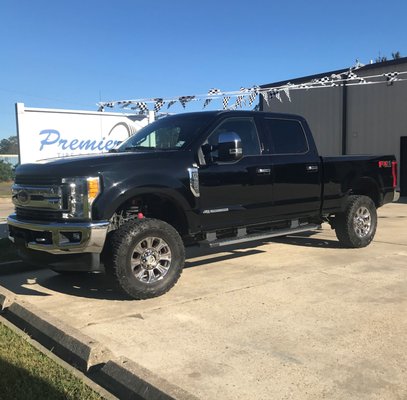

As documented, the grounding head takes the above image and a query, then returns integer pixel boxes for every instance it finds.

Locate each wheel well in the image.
[115,194,188,236]
[350,178,381,207]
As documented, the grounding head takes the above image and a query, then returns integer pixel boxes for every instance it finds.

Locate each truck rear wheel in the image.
[334,195,377,248]
[104,218,185,299]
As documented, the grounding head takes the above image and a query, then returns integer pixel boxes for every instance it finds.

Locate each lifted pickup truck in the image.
[8,111,398,299]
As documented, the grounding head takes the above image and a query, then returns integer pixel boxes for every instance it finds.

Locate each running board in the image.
[201,224,320,248]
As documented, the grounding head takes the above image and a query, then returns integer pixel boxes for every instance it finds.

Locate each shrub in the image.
[0,161,14,182]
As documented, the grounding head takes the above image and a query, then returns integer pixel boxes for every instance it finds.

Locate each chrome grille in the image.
[12,184,65,211]
[14,175,61,185]
[15,207,64,221]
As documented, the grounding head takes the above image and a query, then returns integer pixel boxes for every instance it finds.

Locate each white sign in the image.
[15,103,151,164]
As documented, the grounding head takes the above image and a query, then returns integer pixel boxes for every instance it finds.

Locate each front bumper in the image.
[7,214,109,254]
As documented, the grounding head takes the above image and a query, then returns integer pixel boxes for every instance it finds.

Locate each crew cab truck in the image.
[8,111,398,299]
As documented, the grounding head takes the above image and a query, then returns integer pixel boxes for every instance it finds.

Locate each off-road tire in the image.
[334,195,377,248]
[104,218,185,299]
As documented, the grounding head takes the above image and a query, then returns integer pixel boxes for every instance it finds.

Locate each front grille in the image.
[15,175,61,185]
[16,207,64,221]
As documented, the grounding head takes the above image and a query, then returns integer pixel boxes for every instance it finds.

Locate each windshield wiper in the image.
[124,146,156,151]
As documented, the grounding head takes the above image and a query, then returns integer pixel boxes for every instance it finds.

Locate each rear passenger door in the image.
[261,117,322,219]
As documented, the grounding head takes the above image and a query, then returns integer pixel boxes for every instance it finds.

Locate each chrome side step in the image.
[202,224,319,248]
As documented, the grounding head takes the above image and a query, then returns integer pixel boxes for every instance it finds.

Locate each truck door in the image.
[260,117,322,219]
[198,117,274,230]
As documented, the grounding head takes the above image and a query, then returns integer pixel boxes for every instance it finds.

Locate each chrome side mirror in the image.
[217,132,242,162]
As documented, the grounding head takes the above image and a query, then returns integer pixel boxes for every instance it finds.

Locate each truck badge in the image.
[188,167,200,198]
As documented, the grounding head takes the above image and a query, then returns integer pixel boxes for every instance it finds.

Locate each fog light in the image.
[72,232,81,242]
[60,232,82,244]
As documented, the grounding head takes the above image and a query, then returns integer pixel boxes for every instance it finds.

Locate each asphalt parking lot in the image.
[1,201,406,399]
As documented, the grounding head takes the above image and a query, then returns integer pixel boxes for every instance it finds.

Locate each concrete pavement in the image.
[0,202,406,399]
[0,198,12,238]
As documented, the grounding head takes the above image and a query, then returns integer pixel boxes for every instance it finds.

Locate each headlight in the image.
[62,176,101,219]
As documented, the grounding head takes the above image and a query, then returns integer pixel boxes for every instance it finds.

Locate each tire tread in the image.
[105,219,184,299]
[335,195,377,248]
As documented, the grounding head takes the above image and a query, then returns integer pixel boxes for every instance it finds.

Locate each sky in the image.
[1,0,407,139]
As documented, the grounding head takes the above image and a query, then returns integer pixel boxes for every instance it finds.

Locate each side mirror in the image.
[218,132,242,162]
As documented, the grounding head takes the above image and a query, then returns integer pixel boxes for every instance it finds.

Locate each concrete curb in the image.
[6,301,112,372]
[0,281,200,399]
[95,356,200,400]
[0,286,15,311]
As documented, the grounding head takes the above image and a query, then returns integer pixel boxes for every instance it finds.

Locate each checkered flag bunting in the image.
[282,87,291,102]
[222,96,231,109]
[167,100,177,109]
[248,90,258,106]
[208,88,221,95]
[203,98,212,109]
[347,70,358,80]
[179,96,195,108]
[131,102,148,114]
[154,98,164,112]
[384,72,399,85]
[317,76,330,85]
[261,91,270,106]
[97,69,407,115]
[236,95,244,108]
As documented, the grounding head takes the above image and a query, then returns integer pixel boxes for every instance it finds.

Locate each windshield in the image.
[117,113,215,152]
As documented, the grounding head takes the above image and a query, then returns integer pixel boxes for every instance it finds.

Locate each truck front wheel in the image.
[104,219,185,299]
[334,195,377,248]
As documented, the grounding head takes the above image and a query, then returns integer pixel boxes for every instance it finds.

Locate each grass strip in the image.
[0,181,12,198]
[0,321,103,400]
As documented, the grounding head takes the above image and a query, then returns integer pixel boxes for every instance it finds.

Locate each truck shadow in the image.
[271,234,342,249]
[0,233,341,301]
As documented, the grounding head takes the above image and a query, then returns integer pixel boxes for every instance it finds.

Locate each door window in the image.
[206,118,261,160]
[263,118,309,154]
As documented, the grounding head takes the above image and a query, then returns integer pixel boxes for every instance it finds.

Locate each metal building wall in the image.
[263,85,343,155]
[262,61,407,192]
[346,64,407,169]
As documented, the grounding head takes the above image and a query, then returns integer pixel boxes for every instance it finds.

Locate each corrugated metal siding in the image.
[263,86,343,155]
[347,65,407,169]
[262,62,407,171]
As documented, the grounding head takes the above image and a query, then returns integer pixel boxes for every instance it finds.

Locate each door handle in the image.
[306,165,319,172]
[256,168,271,175]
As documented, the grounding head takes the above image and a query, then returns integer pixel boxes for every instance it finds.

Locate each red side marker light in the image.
[392,161,398,188]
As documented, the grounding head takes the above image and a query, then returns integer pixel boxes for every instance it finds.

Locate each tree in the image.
[0,160,14,182]
[0,136,19,154]
[375,55,387,63]
[375,51,402,63]
[392,51,401,60]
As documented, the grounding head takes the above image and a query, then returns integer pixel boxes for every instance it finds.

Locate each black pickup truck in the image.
[8,111,398,299]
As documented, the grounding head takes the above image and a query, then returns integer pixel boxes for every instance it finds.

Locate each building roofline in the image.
[261,56,407,88]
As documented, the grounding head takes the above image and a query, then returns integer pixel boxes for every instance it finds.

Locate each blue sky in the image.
[1,0,407,139]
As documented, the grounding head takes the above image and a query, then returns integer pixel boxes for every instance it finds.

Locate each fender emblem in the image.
[188,167,200,198]
[17,190,30,204]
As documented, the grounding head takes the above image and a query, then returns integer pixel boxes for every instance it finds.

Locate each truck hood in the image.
[15,151,183,178]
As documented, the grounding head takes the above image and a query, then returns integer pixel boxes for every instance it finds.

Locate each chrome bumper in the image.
[7,214,109,254]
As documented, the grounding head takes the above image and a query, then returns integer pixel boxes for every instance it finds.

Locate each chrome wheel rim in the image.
[353,206,371,238]
[131,237,172,284]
